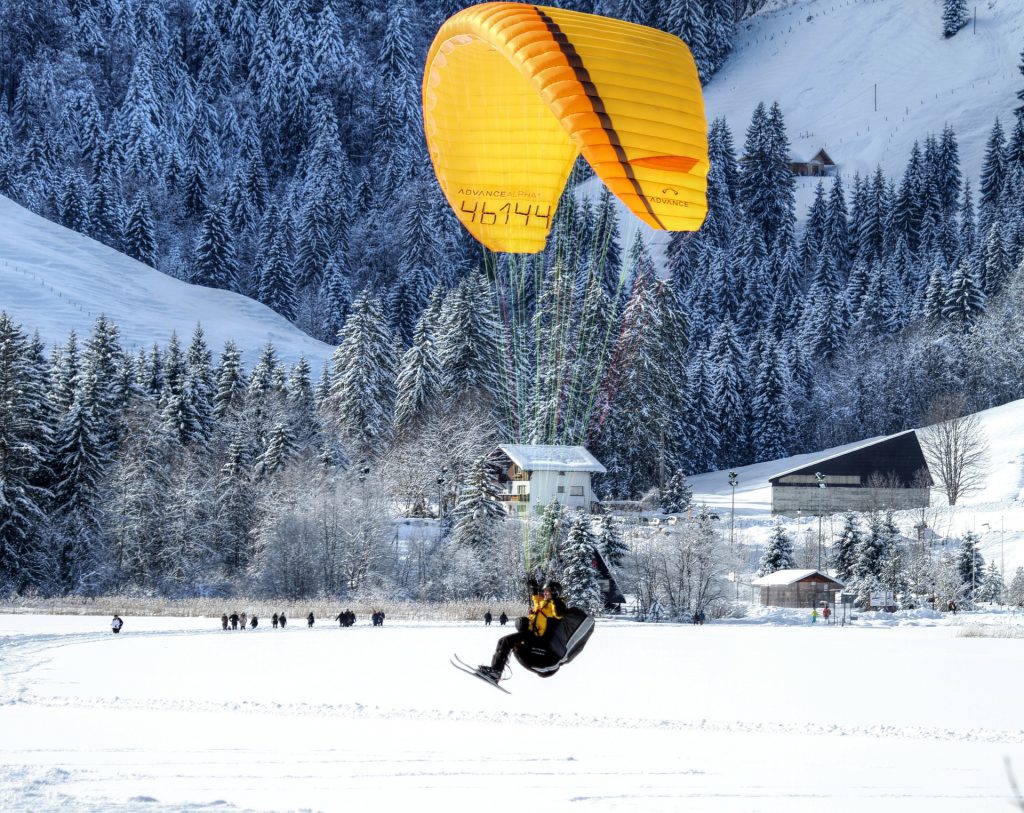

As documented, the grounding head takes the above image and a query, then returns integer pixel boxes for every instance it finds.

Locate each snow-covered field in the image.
[2,612,1023,812]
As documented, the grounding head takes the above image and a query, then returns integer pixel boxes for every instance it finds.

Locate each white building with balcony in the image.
[495,444,605,515]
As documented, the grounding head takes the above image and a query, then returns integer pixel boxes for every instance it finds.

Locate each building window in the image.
[570,486,584,497]
[516,485,527,496]
[557,485,565,494]
[558,471,565,476]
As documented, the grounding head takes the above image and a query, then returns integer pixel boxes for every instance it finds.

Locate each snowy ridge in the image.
[0,194,334,370]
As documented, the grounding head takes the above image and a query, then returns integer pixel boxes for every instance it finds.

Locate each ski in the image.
[451,654,511,694]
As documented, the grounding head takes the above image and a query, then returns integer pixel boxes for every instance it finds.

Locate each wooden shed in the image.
[751,569,845,608]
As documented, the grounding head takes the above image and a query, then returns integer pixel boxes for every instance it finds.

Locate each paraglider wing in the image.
[422,2,709,254]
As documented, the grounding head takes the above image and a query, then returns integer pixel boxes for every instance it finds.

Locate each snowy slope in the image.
[0,195,335,370]
[689,397,1024,576]
[596,0,1023,254]
[705,0,1022,186]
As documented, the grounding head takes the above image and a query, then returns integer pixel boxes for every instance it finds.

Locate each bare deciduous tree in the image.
[917,394,989,506]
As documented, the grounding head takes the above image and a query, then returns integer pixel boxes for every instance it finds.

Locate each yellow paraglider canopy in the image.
[422,2,709,254]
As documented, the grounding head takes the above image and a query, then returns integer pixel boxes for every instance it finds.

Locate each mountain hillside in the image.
[0,194,334,369]
[705,0,1022,185]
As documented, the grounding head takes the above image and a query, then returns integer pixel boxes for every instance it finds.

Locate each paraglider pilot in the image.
[478,579,564,681]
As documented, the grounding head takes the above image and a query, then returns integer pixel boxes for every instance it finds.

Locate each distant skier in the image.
[279,612,287,628]
[272,613,279,628]
[484,611,492,626]
[811,609,819,624]
[229,612,239,630]
[307,612,315,628]
[111,615,123,634]
[250,615,258,629]
[240,612,247,629]
[499,612,508,626]
[221,614,228,630]
[822,606,832,624]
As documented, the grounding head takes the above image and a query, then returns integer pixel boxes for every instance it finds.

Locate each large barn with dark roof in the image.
[769,430,932,515]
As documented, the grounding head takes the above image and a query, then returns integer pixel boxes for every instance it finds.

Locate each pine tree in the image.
[0,313,52,589]
[595,513,628,568]
[452,455,505,551]
[923,263,948,322]
[833,512,862,581]
[942,0,969,37]
[659,469,693,514]
[709,318,748,468]
[956,530,984,598]
[1008,566,1024,607]
[562,511,602,613]
[394,311,442,434]
[326,291,398,457]
[853,514,889,580]
[981,223,1012,296]
[750,336,792,461]
[192,203,238,291]
[257,230,297,320]
[942,260,986,324]
[213,342,247,420]
[254,422,294,479]
[979,119,1007,236]
[123,193,157,266]
[436,273,503,408]
[758,519,795,576]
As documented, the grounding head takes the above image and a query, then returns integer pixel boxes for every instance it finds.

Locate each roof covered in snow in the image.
[750,569,845,587]
[498,444,606,474]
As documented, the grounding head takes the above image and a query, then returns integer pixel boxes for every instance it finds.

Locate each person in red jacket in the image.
[477,579,564,682]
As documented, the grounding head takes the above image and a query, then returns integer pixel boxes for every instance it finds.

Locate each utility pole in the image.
[728,471,738,555]
[815,472,827,571]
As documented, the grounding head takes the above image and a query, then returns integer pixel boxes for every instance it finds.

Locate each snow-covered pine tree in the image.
[394,310,442,435]
[942,260,986,324]
[942,0,969,38]
[124,193,157,266]
[832,512,862,581]
[436,273,502,410]
[562,510,602,614]
[709,318,748,468]
[0,313,52,590]
[452,454,505,551]
[254,422,295,479]
[750,336,792,462]
[955,530,984,598]
[660,469,693,514]
[326,291,398,457]
[213,341,247,420]
[1008,566,1024,607]
[757,519,795,576]
[257,230,297,320]
[192,203,239,291]
[978,119,1007,237]
[286,356,318,445]
[596,513,628,568]
[977,560,1005,603]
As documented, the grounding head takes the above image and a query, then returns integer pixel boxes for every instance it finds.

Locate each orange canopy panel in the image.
[423,2,709,254]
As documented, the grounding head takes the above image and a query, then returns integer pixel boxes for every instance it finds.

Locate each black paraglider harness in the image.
[512,605,595,678]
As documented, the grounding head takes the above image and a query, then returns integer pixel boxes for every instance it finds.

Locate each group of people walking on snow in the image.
[215,610,385,630]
